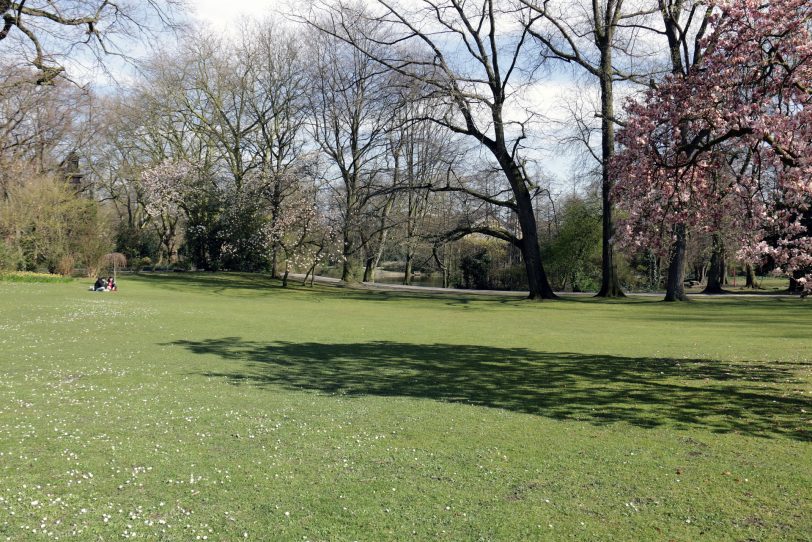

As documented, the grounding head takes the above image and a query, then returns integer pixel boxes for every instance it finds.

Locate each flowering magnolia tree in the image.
[613,0,812,296]
[264,193,343,287]
[140,160,192,265]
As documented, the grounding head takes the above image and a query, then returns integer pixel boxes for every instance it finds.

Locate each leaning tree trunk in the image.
[664,223,689,301]
[363,256,374,282]
[517,207,556,299]
[495,155,556,300]
[703,233,726,294]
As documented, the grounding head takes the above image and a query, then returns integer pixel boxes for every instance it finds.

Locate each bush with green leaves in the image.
[543,197,602,292]
[459,248,492,289]
[115,222,160,264]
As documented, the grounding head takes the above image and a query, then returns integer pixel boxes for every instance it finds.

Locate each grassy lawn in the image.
[0,273,810,541]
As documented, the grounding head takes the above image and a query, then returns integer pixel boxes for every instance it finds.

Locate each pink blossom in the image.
[613,0,812,288]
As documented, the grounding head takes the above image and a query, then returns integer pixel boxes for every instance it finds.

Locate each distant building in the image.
[60,151,85,193]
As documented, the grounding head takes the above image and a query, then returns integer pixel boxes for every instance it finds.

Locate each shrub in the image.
[56,255,76,277]
[0,174,112,276]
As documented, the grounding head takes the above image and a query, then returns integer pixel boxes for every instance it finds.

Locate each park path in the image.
[289,274,800,299]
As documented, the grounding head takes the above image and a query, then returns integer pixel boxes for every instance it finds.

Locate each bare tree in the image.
[239,22,312,277]
[0,0,182,84]
[0,65,93,192]
[304,21,395,283]
[520,0,659,297]
[389,100,458,285]
[305,0,556,299]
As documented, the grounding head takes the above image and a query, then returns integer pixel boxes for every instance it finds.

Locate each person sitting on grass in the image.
[93,277,106,291]
[107,276,117,292]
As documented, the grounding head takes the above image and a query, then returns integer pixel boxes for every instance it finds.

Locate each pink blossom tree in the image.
[264,192,343,287]
[613,0,812,299]
[139,160,192,265]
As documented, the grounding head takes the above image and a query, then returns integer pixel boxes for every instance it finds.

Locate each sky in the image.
[58,1,292,92]
[185,0,588,186]
[70,0,587,189]
[0,0,657,190]
[190,0,289,31]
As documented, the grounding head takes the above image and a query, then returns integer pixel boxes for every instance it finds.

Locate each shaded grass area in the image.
[1,272,811,541]
[685,275,793,295]
[180,339,809,441]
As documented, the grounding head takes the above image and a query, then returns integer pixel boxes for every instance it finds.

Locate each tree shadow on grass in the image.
[170,338,811,441]
[128,272,281,295]
[129,272,526,306]
[171,337,812,441]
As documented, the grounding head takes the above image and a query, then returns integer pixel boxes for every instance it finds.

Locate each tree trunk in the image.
[518,218,555,300]
[645,250,660,290]
[404,252,413,285]
[664,223,689,301]
[341,171,360,282]
[432,245,449,289]
[270,249,279,279]
[745,263,757,288]
[702,233,726,294]
[404,172,415,286]
[495,157,555,300]
[269,182,282,279]
[596,35,625,298]
[341,208,358,282]
[368,198,393,283]
[481,92,556,299]
[694,264,706,285]
[303,264,315,286]
[341,245,357,282]
[363,257,374,282]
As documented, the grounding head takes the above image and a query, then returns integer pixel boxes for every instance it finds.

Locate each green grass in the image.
[1,273,810,541]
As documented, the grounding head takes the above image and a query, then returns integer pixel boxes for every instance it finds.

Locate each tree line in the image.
[0,0,809,300]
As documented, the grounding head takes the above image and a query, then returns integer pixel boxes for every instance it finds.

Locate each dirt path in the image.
[288,274,800,299]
